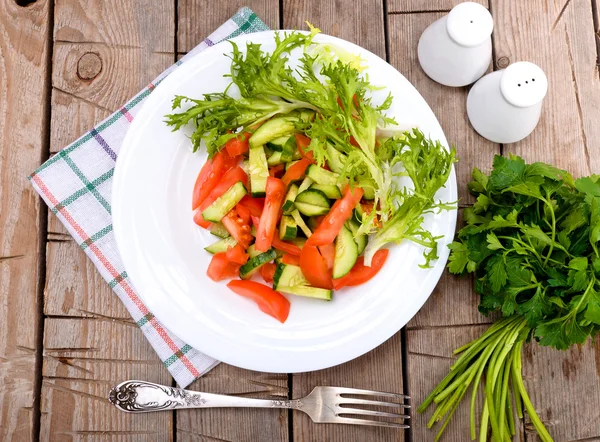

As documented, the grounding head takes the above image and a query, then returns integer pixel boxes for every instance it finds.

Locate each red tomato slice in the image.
[255,177,287,252]
[281,158,311,187]
[226,244,249,265]
[272,235,302,256]
[227,280,290,323]
[207,253,241,281]
[269,163,285,177]
[191,151,226,210]
[238,196,265,218]
[251,215,261,227]
[224,132,250,157]
[235,203,252,226]
[333,249,389,290]
[295,134,315,163]
[260,262,277,283]
[307,185,364,246]
[192,166,249,228]
[221,209,253,248]
[281,253,300,266]
[318,243,335,270]
[299,244,333,289]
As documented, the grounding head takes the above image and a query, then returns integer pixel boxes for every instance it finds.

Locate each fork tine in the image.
[339,408,410,419]
[332,416,410,429]
[339,397,410,409]
[332,387,410,400]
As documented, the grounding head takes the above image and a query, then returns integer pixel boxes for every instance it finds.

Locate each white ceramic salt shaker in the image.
[418,2,493,87]
[467,61,548,144]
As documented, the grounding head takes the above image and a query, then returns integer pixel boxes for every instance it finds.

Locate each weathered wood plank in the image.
[45,241,130,319]
[388,12,499,206]
[175,3,288,442]
[293,335,404,442]
[282,5,404,441]
[42,0,177,438]
[50,0,175,153]
[490,0,600,440]
[40,318,172,441]
[177,366,288,442]
[388,0,486,13]
[0,1,50,440]
[177,0,280,53]
[282,0,387,59]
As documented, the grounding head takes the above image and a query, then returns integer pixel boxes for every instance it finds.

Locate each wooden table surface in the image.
[2,0,600,440]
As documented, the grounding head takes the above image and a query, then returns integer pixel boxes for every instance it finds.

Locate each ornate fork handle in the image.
[109,380,303,413]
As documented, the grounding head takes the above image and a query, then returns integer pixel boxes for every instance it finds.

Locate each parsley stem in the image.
[542,196,557,265]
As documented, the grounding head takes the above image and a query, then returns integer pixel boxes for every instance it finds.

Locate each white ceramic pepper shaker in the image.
[418,2,493,87]
[467,61,548,144]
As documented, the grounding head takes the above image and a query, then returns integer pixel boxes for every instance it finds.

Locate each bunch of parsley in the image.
[420,154,600,442]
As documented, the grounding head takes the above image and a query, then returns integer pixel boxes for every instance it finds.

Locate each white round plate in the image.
[113,31,457,373]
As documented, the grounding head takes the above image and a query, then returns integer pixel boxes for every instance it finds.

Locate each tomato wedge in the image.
[221,209,253,248]
[307,185,364,246]
[238,196,265,218]
[191,151,226,210]
[333,249,389,290]
[193,166,249,228]
[260,262,277,283]
[226,244,249,265]
[224,132,250,157]
[319,243,335,270]
[269,163,285,177]
[299,244,333,289]
[207,253,241,281]
[295,134,315,163]
[272,234,302,256]
[281,158,311,187]
[227,280,290,323]
[235,203,252,226]
[255,177,287,252]
[281,253,300,266]
[251,215,261,227]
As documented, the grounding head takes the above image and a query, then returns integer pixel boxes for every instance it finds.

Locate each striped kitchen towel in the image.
[29,7,269,388]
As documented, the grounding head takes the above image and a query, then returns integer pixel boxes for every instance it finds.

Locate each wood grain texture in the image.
[293,335,405,442]
[178,0,280,53]
[490,0,600,440]
[282,0,387,59]
[45,241,130,319]
[177,366,288,442]
[50,0,175,153]
[388,12,499,206]
[42,0,177,439]
[40,318,172,441]
[175,3,288,441]
[388,0,486,13]
[0,0,50,440]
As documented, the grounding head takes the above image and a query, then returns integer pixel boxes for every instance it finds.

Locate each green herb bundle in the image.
[420,154,600,441]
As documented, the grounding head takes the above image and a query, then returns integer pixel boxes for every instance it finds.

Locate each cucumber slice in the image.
[296,189,330,209]
[333,224,358,278]
[326,143,348,174]
[361,179,376,200]
[209,223,230,238]
[346,218,367,255]
[288,237,307,248]
[267,151,284,166]
[310,183,342,199]
[279,215,297,240]
[294,202,330,217]
[297,176,313,193]
[249,145,269,197]
[250,224,257,237]
[307,164,339,186]
[291,210,312,237]
[266,136,289,151]
[354,204,365,224]
[239,248,277,279]
[273,264,332,300]
[204,237,237,254]
[246,244,262,258]
[282,183,299,214]
[249,117,297,149]
[202,181,247,222]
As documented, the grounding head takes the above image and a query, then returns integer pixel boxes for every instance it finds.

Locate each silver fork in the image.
[109,380,410,429]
